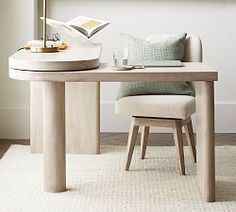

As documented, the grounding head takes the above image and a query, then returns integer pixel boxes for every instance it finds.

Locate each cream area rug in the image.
[1,145,236,212]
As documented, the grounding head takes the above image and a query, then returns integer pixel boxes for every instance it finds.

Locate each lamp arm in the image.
[43,0,47,48]
[30,0,58,53]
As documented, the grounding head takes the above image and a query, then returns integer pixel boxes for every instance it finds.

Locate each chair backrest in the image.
[183,36,203,62]
[183,36,202,90]
[147,34,203,89]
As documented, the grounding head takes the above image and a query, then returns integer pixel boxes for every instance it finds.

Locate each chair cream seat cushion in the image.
[115,95,195,119]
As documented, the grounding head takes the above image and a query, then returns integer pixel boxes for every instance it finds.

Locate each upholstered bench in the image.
[116,95,196,175]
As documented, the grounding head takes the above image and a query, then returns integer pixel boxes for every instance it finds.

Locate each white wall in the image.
[48,0,236,133]
[0,0,236,138]
[0,0,36,138]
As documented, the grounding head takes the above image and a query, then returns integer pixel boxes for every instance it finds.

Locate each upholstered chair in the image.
[115,35,202,175]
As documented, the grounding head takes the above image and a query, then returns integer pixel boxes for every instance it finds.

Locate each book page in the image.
[67,16,109,38]
[44,18,88,39]
[80,20,102,30]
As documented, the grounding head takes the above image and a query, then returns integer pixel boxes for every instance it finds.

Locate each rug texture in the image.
[0,145,236,212]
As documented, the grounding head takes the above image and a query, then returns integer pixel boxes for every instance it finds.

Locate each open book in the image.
[43,16,109,39]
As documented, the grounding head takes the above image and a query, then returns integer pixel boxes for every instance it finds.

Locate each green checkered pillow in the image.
[117,33,195,100]
[120,33,186,63]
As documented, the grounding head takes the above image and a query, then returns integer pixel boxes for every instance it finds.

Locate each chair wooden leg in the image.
[125,118,139,171]
[173,120,185,175]
[140,126,150,159]
[184,119,196,163]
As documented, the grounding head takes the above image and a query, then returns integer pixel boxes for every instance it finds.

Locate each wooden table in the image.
[9,59,218,202]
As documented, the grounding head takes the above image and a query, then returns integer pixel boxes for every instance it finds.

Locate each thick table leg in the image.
[30,82,43,153]
[66,82,100,154]
[30,82,100,154]
[194,81,215,202]
[43,82,66,192]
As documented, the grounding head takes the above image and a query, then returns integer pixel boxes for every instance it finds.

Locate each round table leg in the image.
[43,82,66,192]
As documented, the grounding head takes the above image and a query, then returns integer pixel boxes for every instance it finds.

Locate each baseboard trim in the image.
[1,133,236,146]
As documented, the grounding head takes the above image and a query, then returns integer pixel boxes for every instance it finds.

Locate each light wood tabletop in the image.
[9,62,217,82]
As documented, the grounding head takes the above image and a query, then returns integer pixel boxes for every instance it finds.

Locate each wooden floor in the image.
[0,133,236,159]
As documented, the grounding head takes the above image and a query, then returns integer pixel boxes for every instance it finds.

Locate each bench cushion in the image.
[115,95,195,119]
